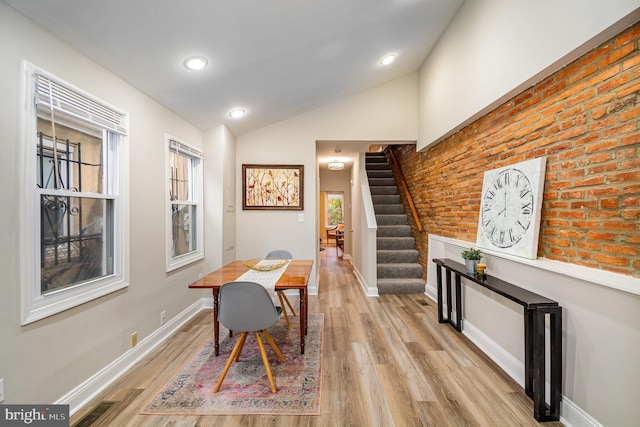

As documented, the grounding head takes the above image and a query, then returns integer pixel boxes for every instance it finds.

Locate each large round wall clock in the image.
[476,157,546,259]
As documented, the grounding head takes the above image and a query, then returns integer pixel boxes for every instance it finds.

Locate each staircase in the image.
[365,152,425,294]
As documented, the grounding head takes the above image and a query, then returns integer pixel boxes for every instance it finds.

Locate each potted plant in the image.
[461,247,482,274]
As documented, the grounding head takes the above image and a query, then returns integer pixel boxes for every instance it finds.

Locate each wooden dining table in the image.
[189,260,313,356]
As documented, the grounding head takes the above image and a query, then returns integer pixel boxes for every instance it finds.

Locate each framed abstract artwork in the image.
[242,164,304,210]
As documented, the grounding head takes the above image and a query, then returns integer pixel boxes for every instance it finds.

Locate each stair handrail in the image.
[386,148,423,233]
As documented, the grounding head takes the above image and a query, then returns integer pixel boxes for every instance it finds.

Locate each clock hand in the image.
[504,191,507,215]
[495,191,508,216]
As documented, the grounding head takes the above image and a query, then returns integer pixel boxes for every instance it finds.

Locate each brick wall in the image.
[393,22,640,279]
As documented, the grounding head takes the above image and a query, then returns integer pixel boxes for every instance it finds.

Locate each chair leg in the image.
[234,331,248,361]
[277,292,291,329]
[255,331,277,393]
[262,329,286,362]
[214,332,247,392]
[282,292,297,317]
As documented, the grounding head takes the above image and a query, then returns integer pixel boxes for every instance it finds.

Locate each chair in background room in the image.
[214,281,286,393]
[335,229,345,256]
[265,249,296,329]
[326,222,344,245]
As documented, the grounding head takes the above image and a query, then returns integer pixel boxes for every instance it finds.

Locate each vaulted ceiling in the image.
[5,0,463,136]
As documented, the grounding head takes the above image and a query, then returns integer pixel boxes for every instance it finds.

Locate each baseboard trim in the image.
[425,281,437,301]
[560,396,605,427]
[56,298,207,416]
[425,282,525,387]
[349,256,379,297]
[462,319,525,388]
[425,281,598,427]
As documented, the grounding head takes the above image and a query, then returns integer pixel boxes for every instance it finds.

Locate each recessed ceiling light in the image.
[183,56,208,71]
[229,108,247,118]
[380,53,396,65]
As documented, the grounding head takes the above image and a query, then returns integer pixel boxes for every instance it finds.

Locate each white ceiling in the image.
[6,0,463,138]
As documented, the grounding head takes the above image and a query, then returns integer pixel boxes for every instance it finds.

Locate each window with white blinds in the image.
[20,62,130,325]
[166,135,204,271]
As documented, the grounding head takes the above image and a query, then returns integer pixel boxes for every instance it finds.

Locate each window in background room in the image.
[166,135,204,271]
[20,63,130,325]
[326,192,344,226]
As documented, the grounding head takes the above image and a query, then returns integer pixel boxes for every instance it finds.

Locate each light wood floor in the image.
[70,247,563,426]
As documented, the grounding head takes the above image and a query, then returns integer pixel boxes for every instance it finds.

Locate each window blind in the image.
[169,139,203,159]
[35,73,128,135]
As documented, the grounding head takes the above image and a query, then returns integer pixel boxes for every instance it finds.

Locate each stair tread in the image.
[377,225,411,228]
[377,278,426,295]
[378,262,423,267]
[377,278,425,283]
[377,237,415,242]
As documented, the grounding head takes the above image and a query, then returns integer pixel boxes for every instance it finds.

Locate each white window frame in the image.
[325,191,345,227]
[165,134,204,272]
[19,62,130,325]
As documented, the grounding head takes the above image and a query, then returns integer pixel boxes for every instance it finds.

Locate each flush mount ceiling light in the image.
[229,108,247,118]
[328,160,344,171]
[380,53,396,65]
[183,56,208,71]
[328,149,344,170]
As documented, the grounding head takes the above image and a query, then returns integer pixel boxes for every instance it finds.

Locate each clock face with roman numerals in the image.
[481,168,533,248]
[476,157,546,259]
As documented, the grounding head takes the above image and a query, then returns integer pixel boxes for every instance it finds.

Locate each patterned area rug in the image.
[142,314,323,416]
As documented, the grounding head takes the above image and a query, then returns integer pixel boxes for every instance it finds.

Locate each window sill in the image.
[22,276,129,325]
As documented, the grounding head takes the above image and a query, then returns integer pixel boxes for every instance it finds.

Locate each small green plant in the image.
[461,247,482,260]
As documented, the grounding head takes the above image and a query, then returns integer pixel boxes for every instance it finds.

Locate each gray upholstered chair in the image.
[214,281,286,393]
[265,249,296,329]
[266,249,293,259]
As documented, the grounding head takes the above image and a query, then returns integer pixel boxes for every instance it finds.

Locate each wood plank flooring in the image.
[70,248,563,426]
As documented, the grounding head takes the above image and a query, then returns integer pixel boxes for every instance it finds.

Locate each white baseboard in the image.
[349,256,379,296]
[462,319,525,388]
[560,397,605,427]
[425,281,597,427]
[56,298,207,416]
[425,281,437,301]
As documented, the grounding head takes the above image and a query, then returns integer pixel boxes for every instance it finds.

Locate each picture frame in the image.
[475,157,546,259]
[242,164,304,210]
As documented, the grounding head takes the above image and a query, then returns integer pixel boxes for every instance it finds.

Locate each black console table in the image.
[433,258,562,422]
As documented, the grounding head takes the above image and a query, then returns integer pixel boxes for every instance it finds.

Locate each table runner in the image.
[235,259,291,304]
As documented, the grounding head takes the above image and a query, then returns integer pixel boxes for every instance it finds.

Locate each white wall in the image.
[351,153,379,296]
[418,0,640,150]
[427,235,640,427]
[203,124,237,271]
[235,73,419,294]
[0,3,208,405]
